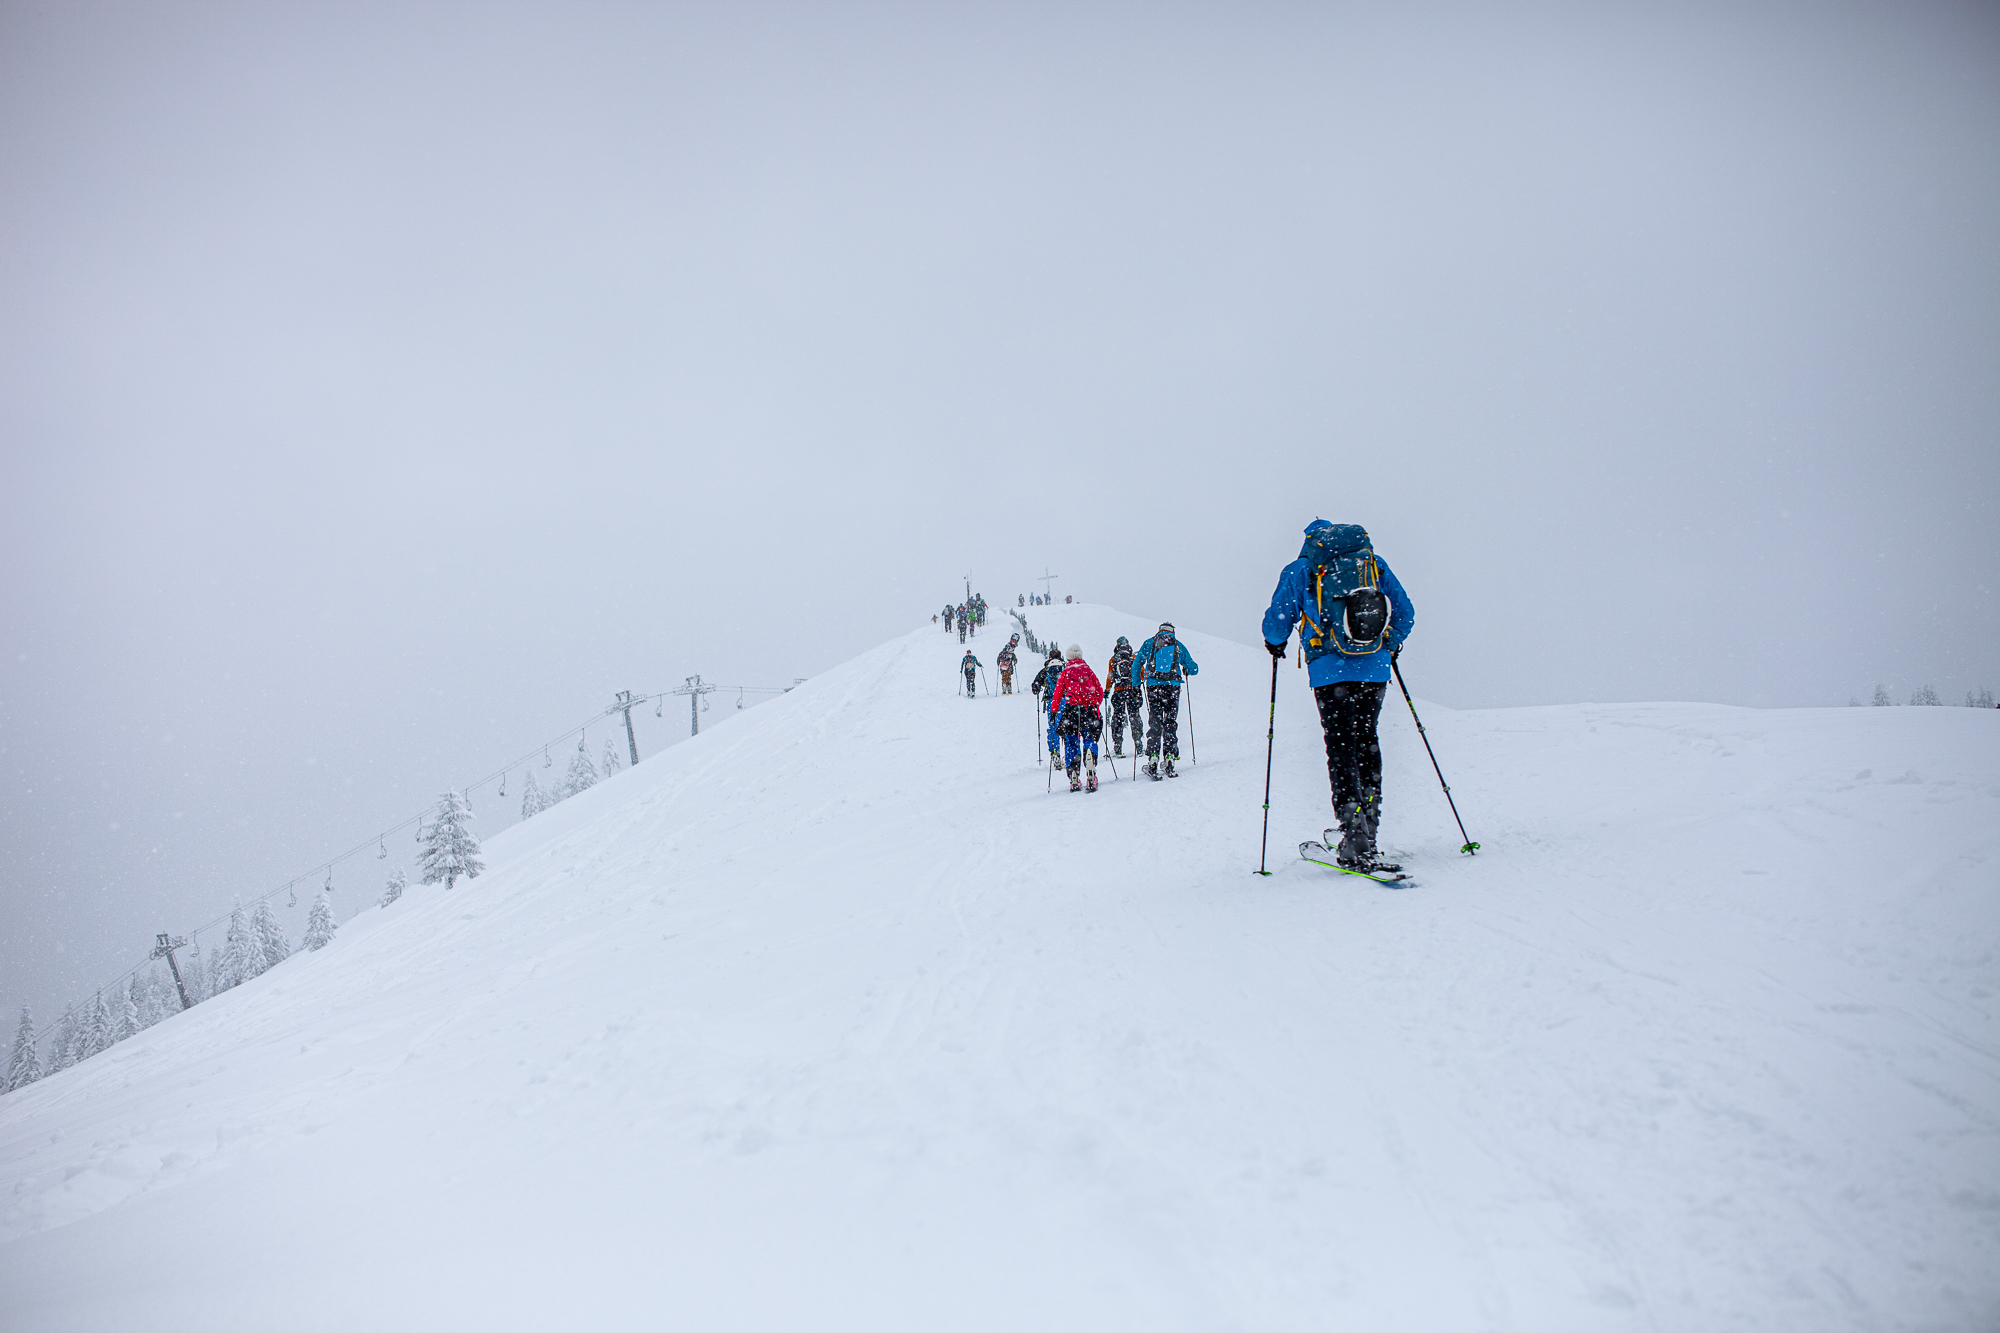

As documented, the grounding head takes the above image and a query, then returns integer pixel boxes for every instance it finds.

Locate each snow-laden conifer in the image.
[1871,684,1893,706]
[302,892,338,950]
[560,746,598,801]
[49,1005,78,1072]
[213,902,259,993]
[115,982,142,1043]
[418,791,484,890]
[251,899,292,970]
[1910,684,1942,706]
[381,867,407,907]
[5,1007,42,1092]
[134,972,164,1028]
[82,990,114,1060]
[601,738,622,777]
[519,769,545,819]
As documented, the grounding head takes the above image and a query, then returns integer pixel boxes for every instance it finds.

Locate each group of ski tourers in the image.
[946,520,1421,873]
[1020,625,1199,791]
[938,595,988,643]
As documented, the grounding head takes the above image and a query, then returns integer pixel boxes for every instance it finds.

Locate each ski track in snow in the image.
[2,605,1996,1331]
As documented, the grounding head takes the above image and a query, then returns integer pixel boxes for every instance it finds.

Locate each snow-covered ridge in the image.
[2,604,1995,1331]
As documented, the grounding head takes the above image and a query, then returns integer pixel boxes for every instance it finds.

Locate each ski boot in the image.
[1084,752,1099,792]
[1067,761,1082,793]
[1322,828,1401,874]
[1332,802,1375,869]
[1164,758,1178,778]
[1145,756,1161,781]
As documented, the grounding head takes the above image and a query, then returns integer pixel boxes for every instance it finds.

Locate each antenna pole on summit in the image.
[1037,567,1059,601]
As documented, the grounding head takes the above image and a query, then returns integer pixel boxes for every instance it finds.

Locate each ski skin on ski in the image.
[1297,840,1413,887]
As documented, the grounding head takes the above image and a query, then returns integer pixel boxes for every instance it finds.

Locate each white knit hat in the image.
[1065,643,1082,659]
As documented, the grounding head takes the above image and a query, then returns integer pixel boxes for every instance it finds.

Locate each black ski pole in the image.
[1391,653,1480,855]
[1255,652,1278,875]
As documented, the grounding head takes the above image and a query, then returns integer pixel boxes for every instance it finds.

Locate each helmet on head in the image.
[1158,622,1175,636]
[1115,636,1129,647]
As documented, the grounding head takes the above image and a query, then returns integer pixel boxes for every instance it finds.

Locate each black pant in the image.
[1144,684,1181,759]
[1108,690,1143,749]
[963,670,977,696]
[1313,680,1386,817]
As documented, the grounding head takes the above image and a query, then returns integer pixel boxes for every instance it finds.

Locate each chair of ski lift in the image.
[498,769,507,798]
[377,835,388,859]
[287,880,297,907]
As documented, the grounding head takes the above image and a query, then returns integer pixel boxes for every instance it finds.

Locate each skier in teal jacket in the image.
[1129,624,1197,779]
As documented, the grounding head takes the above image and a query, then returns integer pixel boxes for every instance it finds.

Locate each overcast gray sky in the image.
[4,1,1996,1023]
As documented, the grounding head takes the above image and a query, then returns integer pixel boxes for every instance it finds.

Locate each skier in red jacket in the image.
[1049,644,1106,792]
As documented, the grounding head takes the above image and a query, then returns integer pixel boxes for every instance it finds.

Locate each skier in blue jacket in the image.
[1129,623,1198,779]
[1262,520,1415,868]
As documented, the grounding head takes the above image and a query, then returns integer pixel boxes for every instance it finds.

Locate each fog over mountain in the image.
[4,3,1996,1022]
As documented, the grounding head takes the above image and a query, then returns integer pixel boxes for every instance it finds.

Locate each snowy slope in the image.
[2,605,1995,1332]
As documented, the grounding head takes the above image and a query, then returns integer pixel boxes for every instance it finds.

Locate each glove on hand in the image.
[1265,640,1287,660]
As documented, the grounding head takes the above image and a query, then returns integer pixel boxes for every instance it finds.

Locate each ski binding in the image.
[1299,840,1412,887]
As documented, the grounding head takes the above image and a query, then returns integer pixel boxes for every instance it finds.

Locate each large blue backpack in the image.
[1300,524,1389,658]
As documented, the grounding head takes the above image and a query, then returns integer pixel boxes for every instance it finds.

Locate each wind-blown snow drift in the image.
[3,605,1995,1332]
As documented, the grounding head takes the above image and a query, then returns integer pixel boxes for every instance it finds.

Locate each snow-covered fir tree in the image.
[418,791,484,890]
[49,1004,79,1072]
[1972,687,1996,708]
[381,866,407,907]
[81,990,114,1061]
[1910,684,1942,706]
[1871,684,1893,706]
[212,902,260,994]
[519,769,546,819]
[602,738,622,777]
[559,745,598,801]
[251,899,292,971]
[114,982,141,1043]
[133,972,164,1028]
[302,892,338,950]
[5,1007,42,1093]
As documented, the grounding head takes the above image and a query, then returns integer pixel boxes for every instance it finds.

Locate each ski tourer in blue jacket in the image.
[1262,520,1414,687]
[1128,628,1198,689]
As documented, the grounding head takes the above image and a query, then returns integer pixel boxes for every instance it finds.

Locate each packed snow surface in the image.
[3,605,1995,1331]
